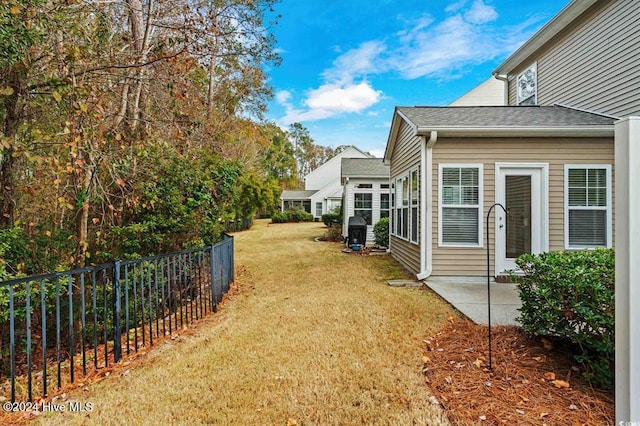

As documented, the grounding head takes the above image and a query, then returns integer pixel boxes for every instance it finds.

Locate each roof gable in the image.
[304,145,372,179]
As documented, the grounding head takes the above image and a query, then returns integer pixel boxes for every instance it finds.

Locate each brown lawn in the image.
[27,219,455,425]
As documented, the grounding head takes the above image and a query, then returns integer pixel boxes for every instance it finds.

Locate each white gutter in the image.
[414,126,613,138]
[417,131,437,281]
[493,74,509,106]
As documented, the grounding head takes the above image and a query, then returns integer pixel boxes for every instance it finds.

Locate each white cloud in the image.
[306,82,381,111]
[391,15,489,79]
[281,81,382,124]
[445,0,467,13]
[323,41,387,83]
[275,90,292,105]
[464,0,498,24]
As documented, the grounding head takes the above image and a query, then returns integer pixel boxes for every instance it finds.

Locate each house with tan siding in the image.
[383,0,639,279]
[384,106,615,278]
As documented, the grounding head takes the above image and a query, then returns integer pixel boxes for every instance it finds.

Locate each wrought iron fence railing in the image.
[0,234,234,403]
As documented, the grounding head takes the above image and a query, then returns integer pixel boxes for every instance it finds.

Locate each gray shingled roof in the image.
[341,158,389,177]
[397,105,616,127]
[280,190,317,200]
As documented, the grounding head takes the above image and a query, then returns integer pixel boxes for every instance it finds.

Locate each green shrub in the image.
[271,212,286,223]
[287,207,313,222]
[373,217,390,248]
[515,248,614,388]
[321,212,341,227]
[271,207,313,223]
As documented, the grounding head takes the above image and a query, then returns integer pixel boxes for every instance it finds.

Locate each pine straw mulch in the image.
[422,320,614,425]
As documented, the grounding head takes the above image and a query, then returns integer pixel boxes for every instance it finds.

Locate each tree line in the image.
[0,0,333,278]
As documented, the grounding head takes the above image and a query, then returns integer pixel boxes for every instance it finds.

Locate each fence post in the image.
[615,117,640,422]
[230,236,235,282]
[113,260,122,363]
[210,245,217,313]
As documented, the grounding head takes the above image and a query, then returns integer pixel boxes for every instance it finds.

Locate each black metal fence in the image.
[0,235,234,403]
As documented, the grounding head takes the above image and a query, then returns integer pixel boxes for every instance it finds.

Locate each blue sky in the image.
[265,0,568,157]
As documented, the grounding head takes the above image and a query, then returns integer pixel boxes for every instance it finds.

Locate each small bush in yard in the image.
[321,212,341,227]
[271,207,313,223]
[373,217,389,248]
[324,225,343,242]
[515,248,614,388]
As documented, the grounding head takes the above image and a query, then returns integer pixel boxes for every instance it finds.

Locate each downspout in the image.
[493,73,509,105]
[417,131,437,280]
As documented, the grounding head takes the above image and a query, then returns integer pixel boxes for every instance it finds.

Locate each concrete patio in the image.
[423,277,522,326]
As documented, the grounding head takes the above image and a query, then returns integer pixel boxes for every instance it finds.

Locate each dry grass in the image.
[28,220,456,425]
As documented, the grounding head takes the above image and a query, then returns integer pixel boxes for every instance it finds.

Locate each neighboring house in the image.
[383,0,639,279]
[449,77,506,106]
[280,146,373,217]
[280,190,316,213]
[340,158,390,245]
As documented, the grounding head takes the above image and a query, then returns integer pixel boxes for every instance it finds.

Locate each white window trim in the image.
[410,168,420,244]
[564,164,613,250]
[391,176,406,240]
[516,62,537,106]
[438,163,484,248]
[391,167,420,244]
[354,192,373,225]
[380,192,390,219]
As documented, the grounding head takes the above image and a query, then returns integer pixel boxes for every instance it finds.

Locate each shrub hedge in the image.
[321,212,341,227]
[271,207,314,223]
[515,248,614,388]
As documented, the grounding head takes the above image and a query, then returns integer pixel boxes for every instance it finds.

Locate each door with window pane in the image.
[495,165,547,273]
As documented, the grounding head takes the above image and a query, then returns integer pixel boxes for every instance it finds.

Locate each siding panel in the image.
[431,137,614,276]
[508,0,640,116]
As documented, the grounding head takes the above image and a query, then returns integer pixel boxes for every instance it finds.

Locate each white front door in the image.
[495,164,548,274]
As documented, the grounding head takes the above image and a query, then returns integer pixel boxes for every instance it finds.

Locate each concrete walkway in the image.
[424,277,522,326]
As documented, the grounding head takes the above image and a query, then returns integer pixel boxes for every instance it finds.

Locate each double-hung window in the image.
[380,193,390,219]
[439,164,483,247]
[354,193,373,225]
[564,165,612,248]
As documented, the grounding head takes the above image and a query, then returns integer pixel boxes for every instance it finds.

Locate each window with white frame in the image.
[439,164,483,247]
[354,193,373,225]
[391,168,419,242]
[565,165,612,248]
[315,202,323,217]
[392,176,408,238]
[410,169,419,243]
[380,193,390,219]
[517,63,537,105]
[390,182,395,232]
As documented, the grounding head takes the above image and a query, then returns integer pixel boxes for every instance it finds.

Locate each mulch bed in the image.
[422,320,614,425]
